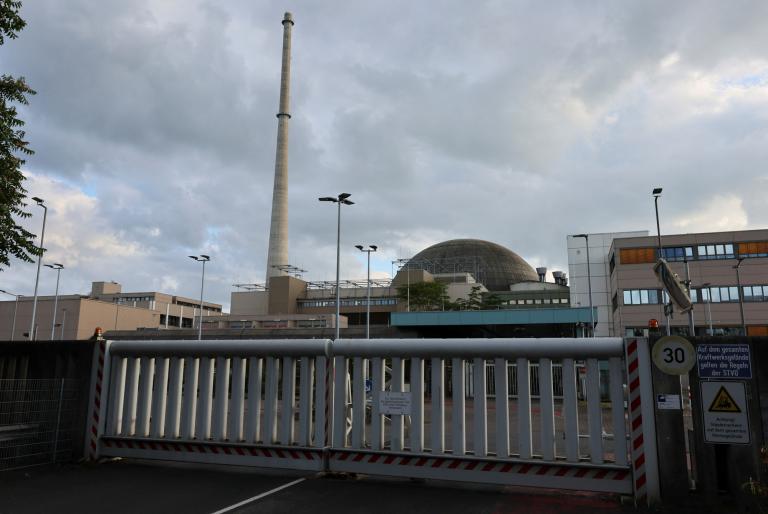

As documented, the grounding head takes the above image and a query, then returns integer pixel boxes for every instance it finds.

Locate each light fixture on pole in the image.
[319,193,354,340]
[189,255,210,341]
[734,258,746,336]
[652,187,671,335]
[355,244,378,339]
[702,282,713,336]
[0,289,21,341]
[44,263,64,340]
[60,308,67,340]
[29,197,48,340]
[572,234,594,337]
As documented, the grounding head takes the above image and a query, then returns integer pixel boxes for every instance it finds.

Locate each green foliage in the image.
[0,0,38,270]
[396,281,448,311]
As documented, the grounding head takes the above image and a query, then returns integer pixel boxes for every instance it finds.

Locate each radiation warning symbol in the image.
[708,386,741,413]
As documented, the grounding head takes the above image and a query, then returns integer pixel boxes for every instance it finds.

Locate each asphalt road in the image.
[1,459,733,514]
[0,459,629,514]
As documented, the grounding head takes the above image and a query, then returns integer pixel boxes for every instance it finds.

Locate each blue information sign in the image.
[696,344,752,379]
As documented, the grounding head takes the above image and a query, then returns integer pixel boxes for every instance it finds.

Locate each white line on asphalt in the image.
[210,477,307,514]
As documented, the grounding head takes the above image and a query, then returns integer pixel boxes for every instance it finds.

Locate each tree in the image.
[0,1,38,270]
[396,281,448,311]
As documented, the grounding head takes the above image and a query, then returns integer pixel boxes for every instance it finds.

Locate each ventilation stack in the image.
[265,12,294,283]
[536,267,547,283]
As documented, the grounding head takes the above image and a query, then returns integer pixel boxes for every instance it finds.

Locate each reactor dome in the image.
[405,239,539,292]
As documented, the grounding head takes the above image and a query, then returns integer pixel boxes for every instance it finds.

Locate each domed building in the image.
[404,239,539,291]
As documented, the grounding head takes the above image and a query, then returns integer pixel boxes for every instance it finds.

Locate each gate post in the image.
[625,338,661,505]
[84,338,112,460]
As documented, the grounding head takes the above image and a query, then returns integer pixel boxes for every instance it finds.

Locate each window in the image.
[744,285,768,302]
[698,286,740,303]
[737,241,768,258]
[661,247,693,262]
[609,253,616,274]
[697,243,734,260]
[612,293,618,312]
[623,289,661,305]
[619,247,656,265]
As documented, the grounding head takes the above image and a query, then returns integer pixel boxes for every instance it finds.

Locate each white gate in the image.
[85,338,659,505]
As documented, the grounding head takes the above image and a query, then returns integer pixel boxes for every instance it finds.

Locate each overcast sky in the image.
[4,1,768,310]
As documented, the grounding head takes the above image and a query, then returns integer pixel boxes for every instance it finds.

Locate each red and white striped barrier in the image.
[100,437,323,471]
[625,339,660,505]
[330,450,632,494]
[84,339,111,460]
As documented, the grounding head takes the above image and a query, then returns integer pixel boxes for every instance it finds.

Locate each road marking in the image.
[210,477,307,514]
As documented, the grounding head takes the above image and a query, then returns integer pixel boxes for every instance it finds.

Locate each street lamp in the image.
[652,187,671,335]
[29,196,48,341]
[44,263,64,340]
[319,193,354,340]
[0,289,21,341]
[189,255,210,340]
[734,258,746,336]
[572,234,594,337]
[702,282,713,336]
[355,244,378,339]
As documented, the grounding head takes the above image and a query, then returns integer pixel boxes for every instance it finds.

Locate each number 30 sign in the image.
[651,336,696,375]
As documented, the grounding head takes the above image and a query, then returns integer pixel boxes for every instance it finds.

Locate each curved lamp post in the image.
[355,244,378,339]
[189,255,210,340]
[319,193,354,340]
[44,263,64,340]
[29,196,48,340]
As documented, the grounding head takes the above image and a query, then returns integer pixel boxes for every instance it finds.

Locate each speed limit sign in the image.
[652,336,696,375]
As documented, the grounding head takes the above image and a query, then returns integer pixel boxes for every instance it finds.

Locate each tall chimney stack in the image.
[265,12,294,283]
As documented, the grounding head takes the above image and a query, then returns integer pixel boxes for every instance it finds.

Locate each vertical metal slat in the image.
[411,357,424,453]
[562,358,580,462]
[228,358,246,442]
[539,358,555,461]
[212,357,230,441]
[150,358,169,438]
[451,357,465,456]
[280,356,296,445]
[298,357,314,446]
[430,357,445,454]
[121,358,140,436]
[180,357,199,440]
[351,357,365,449]
[472,358,487,457]
[609,357,628,466]
[370,357,384,451]
[244,357,263,443]
[586,358,603,463]
[196,357,214,440]
[391,357,405,451]
[517,358,532,459]
[263,357,279,444]
[493,358,509,458]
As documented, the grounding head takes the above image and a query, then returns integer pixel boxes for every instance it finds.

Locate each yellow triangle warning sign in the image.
[708,386,741,413]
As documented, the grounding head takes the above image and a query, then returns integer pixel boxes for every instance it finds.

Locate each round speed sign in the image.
[651,335,695,375]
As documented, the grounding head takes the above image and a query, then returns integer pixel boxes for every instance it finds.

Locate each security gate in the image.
[85,338,659,505]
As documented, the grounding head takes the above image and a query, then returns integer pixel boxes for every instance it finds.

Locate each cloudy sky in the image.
[4,1,768,310]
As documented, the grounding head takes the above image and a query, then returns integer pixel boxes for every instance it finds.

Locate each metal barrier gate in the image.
[85,338,659,505]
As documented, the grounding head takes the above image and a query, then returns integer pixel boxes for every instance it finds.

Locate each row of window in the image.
[501,298,569,305]
[617,241,768,266]
[299,298,398,308]
[621,285,768,307]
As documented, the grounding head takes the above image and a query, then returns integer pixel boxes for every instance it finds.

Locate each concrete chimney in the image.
[552,271,563,285]
[536,267,547,283]
[265,12,294,283]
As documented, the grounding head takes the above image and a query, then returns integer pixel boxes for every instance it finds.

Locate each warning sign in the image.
[708,387,741,413]
[701,381,750,444]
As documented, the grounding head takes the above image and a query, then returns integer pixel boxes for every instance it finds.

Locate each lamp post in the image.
[60,308,67,340]
[734,258,746,336]
[0,289,20,341]
[355,244,378,339]
[188,255,210,340]
[45,263,64,340]
[572,234,594,337]
[29,196,48,341]
[319,193,354,340]
[702,282,713,336]
[652,187,671,335]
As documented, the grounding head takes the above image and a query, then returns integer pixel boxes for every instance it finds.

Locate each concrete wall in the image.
[567,231,648,337]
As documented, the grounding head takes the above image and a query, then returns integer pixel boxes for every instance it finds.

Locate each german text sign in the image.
[697,344,751,379]
[701,381,750,444]
[378,392,411,415]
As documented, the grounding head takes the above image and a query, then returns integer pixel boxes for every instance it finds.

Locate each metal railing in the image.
[0,379,81,471]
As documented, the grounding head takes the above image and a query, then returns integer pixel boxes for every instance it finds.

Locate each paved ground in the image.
[0,459,740,514]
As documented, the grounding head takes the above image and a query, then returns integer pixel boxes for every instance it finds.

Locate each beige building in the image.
[609,229,768,337]
[0,281,224,341]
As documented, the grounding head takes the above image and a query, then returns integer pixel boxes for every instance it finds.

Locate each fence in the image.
[0,378,82,470]
[88,338,659,504]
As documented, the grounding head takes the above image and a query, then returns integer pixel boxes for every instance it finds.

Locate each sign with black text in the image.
[697,344,751,379]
